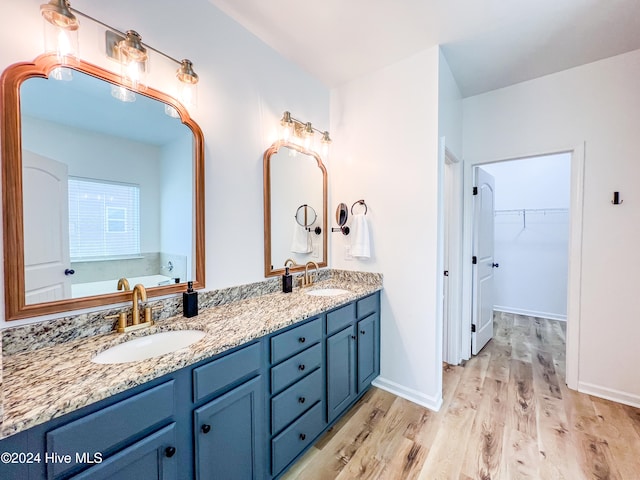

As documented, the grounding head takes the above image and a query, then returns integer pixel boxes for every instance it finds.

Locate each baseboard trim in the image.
[371,376,443,412]
[494,306,567,322]
[578,381,640,408]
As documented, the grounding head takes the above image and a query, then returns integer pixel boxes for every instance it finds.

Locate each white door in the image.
[471,167,496,354]
[23,150,72,304]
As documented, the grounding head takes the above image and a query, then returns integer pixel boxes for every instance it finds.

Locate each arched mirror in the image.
[1,54,205,320]
[263,141,327,276]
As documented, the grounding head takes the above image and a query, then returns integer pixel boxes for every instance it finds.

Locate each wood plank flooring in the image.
[282,312,640,480]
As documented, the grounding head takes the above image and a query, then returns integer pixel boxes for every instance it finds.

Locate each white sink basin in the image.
[92,330,205,364]
[305,288,351,297]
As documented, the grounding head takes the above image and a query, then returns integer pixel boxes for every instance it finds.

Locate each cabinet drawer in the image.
[271,343,321,394]
[326,302,356,335]
[271,369,322,435]
[357,293,378,319]
[271,402,324,475]
[193,342,261,402]
[271,317,321,364]
[46,381,174,480]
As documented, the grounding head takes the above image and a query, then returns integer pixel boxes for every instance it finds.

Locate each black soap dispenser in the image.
[282,266,293,293]
[183,281,198,318]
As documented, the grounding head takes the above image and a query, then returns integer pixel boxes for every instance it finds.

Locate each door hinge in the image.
[472,256,477,265]
[473,186,478,195]
[471,324,476,333]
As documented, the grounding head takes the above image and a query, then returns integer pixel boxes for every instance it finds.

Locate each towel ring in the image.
[351,199,368,215]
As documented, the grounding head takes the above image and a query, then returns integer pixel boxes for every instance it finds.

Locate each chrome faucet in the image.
[301,261,319,287]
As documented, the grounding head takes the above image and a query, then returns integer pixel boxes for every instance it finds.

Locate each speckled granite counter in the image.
[1,273,382,439]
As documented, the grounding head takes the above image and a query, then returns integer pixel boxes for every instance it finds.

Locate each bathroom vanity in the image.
[0,281,380,480]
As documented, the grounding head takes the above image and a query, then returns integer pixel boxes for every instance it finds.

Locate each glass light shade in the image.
[50,66,73,81]
[120,58,148,91]
[177,81,197,110]
[164,104,180,118]
[110,84,136,103]
[117,31,148,91]
[43,17,79,61]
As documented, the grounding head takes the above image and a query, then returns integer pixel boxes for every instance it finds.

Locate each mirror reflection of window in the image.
[68,177,140,260]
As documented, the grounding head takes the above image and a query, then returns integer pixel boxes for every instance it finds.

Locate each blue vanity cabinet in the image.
[326,293,380,423]
[194,376,264,480]
[67,423,177,480]
[192,341,265,480]
[326,324,357,423]
[0,290,381,480]
[268,316,325,477]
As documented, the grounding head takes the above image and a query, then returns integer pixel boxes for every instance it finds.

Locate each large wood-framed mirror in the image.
[263,140,327,277]
[1,54,205,320]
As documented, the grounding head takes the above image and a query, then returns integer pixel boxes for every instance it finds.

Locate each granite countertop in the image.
[1,278,381,439]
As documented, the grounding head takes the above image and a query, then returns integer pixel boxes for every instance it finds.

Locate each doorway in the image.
[447,145,584,391]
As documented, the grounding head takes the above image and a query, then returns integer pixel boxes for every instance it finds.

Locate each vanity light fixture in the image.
[279,111,332,156]
[175,59,199,110]
[115,30,148,91]
[37,1,200,110]
[40,0,79,67]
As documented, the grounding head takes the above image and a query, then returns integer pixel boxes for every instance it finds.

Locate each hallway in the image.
[284,312,640,479]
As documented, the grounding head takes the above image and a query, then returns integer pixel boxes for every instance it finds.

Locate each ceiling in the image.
[207,0,640,97]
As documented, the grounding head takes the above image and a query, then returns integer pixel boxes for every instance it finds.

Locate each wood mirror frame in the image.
[1,54,205,320]
[263,140,328,277]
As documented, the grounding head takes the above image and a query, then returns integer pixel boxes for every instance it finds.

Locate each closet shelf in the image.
[494,208,568,229]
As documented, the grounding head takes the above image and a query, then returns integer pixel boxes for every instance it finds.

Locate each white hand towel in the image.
[291,220,311,253]
[351,213,370,259]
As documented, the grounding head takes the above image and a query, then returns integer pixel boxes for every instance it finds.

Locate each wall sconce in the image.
[39,1,200,111]
[115,30,148,91]
[280,111,332,156]
[40,0,79,77]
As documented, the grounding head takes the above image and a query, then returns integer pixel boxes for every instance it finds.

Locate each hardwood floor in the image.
[282,312,640,479]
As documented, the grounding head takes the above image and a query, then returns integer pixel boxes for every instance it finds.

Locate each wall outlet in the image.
[344,244,353,260]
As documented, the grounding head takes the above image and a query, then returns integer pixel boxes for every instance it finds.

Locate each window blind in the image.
[68,177,140,260]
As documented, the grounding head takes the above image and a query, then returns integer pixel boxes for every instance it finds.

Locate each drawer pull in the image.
[298,364,306,371]
[298,396,306,404]
[165,446,176,458]
[360,330,366,335]
[298,337,306,343]
[299,433,306,441]
[201,424,211,434]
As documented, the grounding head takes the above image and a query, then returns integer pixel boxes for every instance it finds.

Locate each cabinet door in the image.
[326,326,356,423]
[69,423,177,480]
[357,313,379,392]
[194,376,264,480]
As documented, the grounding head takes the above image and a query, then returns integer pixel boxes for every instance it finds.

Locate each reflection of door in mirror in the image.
[270,147,324,268]
[20,70,194,304]
[23,151,71,303]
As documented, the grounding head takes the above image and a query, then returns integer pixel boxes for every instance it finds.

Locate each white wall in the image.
[160,131,193,281]
[330,47,443,410]
[463,49,640,407]
[438,51,463,160]
[482,154,571,320]
[0,0,329,327]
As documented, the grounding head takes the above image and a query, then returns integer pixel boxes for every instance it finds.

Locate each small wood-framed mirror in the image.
[1,54,205,320]
[263,140,327,276]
